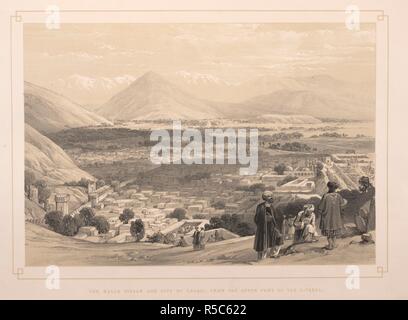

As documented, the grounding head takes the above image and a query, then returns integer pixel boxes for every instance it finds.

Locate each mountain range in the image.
[96,71,374,121]
[24,81,112,134]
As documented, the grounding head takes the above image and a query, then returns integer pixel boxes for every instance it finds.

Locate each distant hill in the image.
[96,71,224,120]
[25,124,94,185]
[97,72,374,121]
[233,89,373,120]
[25,81,112,134]
[170,73,374,120]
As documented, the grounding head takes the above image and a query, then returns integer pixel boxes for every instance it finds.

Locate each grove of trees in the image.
[44,207,110,236]
[167,208,187,221]
[205,213,255,237]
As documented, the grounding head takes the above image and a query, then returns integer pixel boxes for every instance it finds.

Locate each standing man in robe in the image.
[253,191,282,260]
[317,181,347,250]
[355,176,376,234]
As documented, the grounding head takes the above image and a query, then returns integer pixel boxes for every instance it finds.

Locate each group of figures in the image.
[192,226,206,250]
[254,177,376,260]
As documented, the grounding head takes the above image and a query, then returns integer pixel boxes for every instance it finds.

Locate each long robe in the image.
[253,202,282,252]
[318,192,345,236]
[355,185,376,233]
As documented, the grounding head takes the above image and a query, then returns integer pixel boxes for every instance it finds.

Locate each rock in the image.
[361,232,375,244]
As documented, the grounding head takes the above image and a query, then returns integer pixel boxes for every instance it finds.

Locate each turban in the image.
[262,191,274,201]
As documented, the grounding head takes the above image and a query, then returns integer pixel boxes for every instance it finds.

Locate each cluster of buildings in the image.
[25,151,374,244]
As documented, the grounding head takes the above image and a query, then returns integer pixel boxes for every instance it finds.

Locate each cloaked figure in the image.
[253,191,283,260]
[355,176,376,234]
[293,204,318,243]
[317,181,347,250]
[192,226,200,250]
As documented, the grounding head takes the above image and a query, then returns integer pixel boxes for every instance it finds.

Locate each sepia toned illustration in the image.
[24,23,376,266]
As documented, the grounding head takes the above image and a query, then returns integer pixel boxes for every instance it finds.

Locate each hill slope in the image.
[25,81,112,134]
[232,89,373,120]
[25,124,93,185]
[26,222,374,266]
[96,71,224,120]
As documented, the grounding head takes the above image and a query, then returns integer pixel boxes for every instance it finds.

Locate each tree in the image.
[96,179,105,189]
[91,215,110,234]
[274,163,287,175]
[60,215,80,236]
[130,219,145,241]
[220,214,233,229]
[168,208,187,221]
[44,210,63,233]
[208,216,223,229]
[24,170,36,194]
[147,232,164,243]
[34,180,51,205]
[119,208,135,224]
[79,207,95,226]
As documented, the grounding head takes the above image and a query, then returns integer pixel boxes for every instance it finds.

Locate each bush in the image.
[74,214,86,229]
[147,232,164,243]
[130,219,145,241]
[211,200,226,209]
[163,233,177,245]
[79,207,95,226]
[119,208,135,224]
[208,216,223,229]
[44,210,63,233]
[60,215,80,236]
[168,208,187,221]
[206,213,256,237]
[91,215,110,234]
[274,163,287,175]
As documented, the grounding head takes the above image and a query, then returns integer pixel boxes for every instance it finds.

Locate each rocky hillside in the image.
[25,81,111,134]
[25,124,94,185]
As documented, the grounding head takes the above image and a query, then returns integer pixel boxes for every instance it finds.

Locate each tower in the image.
[112,180,120,192]
[89,192,98,208]
[88,181,96,194]
[55,194,70,215]
[29,185,38,203]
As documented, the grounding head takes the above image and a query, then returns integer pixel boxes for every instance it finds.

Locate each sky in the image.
[24,23,376,102]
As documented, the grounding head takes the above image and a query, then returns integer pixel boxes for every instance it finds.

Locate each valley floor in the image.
[25,223,375,266]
